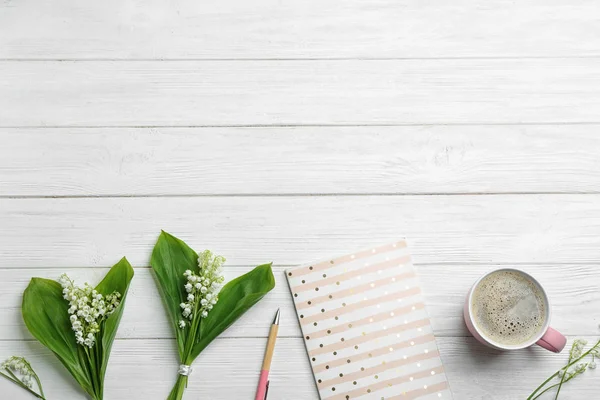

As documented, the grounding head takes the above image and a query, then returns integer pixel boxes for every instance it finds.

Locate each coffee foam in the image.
[471,270,546,346]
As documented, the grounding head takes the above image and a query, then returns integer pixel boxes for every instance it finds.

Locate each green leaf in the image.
[150,231,198,359]
[151,231,276,400]
[22,259,134,400]
[191,263,275,360]
[22,278,95,398]
[95,257,134,390]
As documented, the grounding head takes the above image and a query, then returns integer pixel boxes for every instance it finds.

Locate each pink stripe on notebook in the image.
[286,240,452,400]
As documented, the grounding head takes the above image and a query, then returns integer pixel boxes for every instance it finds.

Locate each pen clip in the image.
[263,380,270,400]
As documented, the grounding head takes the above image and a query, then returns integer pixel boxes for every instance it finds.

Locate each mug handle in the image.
[536,327,567,353]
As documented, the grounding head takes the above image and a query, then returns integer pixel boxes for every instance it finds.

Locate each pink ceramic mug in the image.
[463,268,566,353]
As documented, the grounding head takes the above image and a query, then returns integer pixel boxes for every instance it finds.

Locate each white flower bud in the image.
[22,376,33,388]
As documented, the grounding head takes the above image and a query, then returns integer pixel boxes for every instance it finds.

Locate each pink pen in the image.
[255,309,280,400]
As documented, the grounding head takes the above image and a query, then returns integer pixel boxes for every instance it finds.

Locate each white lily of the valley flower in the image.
[177,250,225,328]
[1,356,42,392]
[59,274,121,348]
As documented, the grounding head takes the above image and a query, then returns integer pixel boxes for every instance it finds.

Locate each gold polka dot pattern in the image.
[285,240,452,399]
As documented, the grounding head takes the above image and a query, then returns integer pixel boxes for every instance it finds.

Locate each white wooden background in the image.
[1,0,600,399]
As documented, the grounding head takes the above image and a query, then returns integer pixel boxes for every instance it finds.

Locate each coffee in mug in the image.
[471,270,545,346]
[463,268,567,353]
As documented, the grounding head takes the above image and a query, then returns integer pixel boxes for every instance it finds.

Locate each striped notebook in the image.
[286,240,452,400]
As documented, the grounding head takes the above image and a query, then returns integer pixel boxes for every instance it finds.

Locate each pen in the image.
[255,308,280,400]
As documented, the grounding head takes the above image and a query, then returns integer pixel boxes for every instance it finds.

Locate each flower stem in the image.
[167,374,188,400]
[530,383,559,400]
[22,358,46,399]
[527,339,600,400]
[0,371,46,400]
[170,295,203,400]
[84,346,103,400]
[33,371,46,400]
[553,364,568,400]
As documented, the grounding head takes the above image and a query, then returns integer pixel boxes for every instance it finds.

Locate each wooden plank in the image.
[1,59,600,126]
[1,0,599,60]
[2,195,600,267]
[0,338,317,399]
[0,337,596,399]
[0,264,597,340]
[3,126,600,196]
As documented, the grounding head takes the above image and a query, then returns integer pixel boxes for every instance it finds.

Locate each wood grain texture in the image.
[1,0,599,60]
[2,59,600,126]
[2,0,599,398]
[0,337,597,400]
[2,126,600,196]
[2,195,600,267]
[0,265,597,341]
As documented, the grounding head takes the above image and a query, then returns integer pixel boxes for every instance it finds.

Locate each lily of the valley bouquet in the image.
[21,258,134,399]
[151,231,275,400]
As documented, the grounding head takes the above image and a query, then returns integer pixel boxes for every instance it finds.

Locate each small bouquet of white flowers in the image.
[528,338,600,399]
[22,258,134,400]
[151,231,275,400]
[0,356,46,399]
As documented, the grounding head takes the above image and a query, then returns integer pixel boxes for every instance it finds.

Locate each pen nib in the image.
[273,308,280,325]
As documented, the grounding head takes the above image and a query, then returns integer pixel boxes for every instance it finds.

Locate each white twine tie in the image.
[178,364,192,376]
